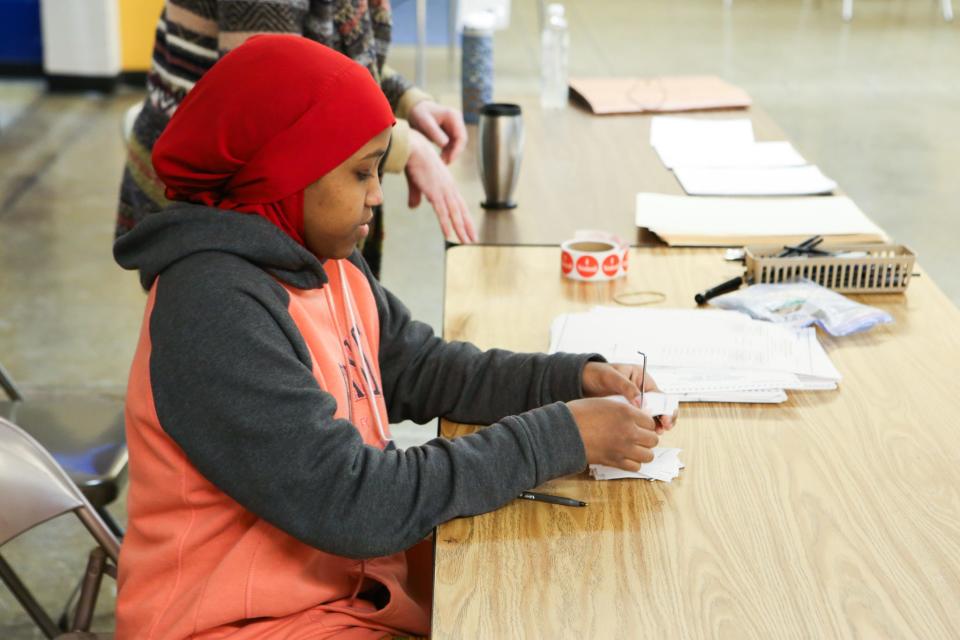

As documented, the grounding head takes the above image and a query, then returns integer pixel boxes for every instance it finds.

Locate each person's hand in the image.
[407,100,468,164]
[405,129,477,244]
[566,398,659,471]
[581,362,675,432]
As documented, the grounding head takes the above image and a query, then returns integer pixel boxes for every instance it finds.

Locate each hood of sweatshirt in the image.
[114,204,328,291]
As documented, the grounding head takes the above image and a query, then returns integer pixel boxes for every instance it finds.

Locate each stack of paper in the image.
[649,116,836,195]
[569,76,752,115]
[590,448,685,482]
[672,165,837,196]
[635,192,887,246]
[549,307,842,403]
[651,117,807,171]
[649,116,755,149]
[655,141,806,171]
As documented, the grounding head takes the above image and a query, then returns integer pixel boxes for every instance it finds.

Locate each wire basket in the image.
[744,244,916,293]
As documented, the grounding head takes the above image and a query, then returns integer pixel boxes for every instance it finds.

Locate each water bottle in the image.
[461,12,496,125]
[540,4,569,109]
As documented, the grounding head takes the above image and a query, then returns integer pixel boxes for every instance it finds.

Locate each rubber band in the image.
[613,290,667,306]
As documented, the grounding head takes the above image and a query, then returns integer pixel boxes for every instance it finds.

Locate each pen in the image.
[636,350,663,430]
[637,350,647,408]
[780,235,822,257]
[518,491,587,507]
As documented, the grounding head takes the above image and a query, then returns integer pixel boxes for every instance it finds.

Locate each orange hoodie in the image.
[113,206,591,639]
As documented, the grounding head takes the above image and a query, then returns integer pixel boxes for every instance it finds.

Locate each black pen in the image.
[518,491,587,507]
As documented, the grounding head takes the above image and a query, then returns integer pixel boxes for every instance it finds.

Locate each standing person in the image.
[117,0,477,277]
[114,35,672,639]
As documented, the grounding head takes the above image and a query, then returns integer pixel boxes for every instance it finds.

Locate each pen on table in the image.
[694,235,824,305]
[518,491,587,507]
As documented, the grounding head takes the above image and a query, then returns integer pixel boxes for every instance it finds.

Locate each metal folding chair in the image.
[0,362,127,538]
[0,416,120,638]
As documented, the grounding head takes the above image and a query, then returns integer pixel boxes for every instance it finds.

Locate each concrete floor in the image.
[1,0,958,636]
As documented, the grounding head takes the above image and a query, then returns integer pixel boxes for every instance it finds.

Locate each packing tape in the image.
[560,230,629,282]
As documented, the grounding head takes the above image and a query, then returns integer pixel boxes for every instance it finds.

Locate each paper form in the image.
[550,307,841,403]
[672,165,838,196]
[654,141,807,170]
[649,116,755,150]
[634,193,886,245]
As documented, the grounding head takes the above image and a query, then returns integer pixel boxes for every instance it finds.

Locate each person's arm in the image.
[346,254,602,426]
[380,119,412,174]
[381,65,432,119]
[216,0,306,52]
[147,253,587,560]
[379,65,435,174]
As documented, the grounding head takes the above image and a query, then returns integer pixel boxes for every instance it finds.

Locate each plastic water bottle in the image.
[540,4,569,109]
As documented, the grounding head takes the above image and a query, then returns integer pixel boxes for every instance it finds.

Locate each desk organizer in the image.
[744,244,916,293]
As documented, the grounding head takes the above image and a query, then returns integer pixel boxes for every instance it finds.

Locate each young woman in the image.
[114,35,669,639]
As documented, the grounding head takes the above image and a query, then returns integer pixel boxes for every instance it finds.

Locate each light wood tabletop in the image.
[445,97,796,246]
[433,245,960,639]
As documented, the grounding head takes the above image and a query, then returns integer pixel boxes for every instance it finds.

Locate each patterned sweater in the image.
[117,0,430,238]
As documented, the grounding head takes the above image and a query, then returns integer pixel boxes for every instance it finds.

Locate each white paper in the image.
[590,448,685,482]
[634,193,885,239]
[550,307,841,404]
[655,141,806,170]
[649,116,755,149]
[672,165,837,196]
[557,307,840,380]
[607,392,680,417]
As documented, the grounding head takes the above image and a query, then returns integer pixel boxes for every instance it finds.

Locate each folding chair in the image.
[0,362,127,538]
[0,416,120,638]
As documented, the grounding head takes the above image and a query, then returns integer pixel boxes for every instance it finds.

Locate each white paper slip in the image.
[655,141,806,170]
[673,165,837,196]
[607,392,680,417]
[641,392,679,418]
[649,116,754,149]
[634,193,886,245]
[590,448,685,482]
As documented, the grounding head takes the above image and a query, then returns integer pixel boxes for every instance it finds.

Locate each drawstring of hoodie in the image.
[326,262,390,607]
[349,559,367,607]
[337,261,392,606]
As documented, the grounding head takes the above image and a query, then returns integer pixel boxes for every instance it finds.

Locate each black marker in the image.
[694,235,824,304]
[518,491,587,507]
[694,276,744,305]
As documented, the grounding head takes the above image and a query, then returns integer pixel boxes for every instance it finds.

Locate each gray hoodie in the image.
[115,204,595,559]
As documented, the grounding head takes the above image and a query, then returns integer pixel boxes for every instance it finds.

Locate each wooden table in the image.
[433,245,960,639]
[448,97,794,246]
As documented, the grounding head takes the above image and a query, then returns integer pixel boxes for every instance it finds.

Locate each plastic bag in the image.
[709,279,893,336]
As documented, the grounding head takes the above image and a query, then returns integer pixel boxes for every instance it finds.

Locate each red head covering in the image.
[152,35,395,245]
